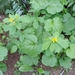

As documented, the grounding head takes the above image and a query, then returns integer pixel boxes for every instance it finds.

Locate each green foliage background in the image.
[0,0,29,15]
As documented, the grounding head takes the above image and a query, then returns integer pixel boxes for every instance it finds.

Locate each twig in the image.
[59,69,65,75]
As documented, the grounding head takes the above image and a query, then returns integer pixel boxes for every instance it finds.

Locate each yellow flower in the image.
[8,18,14,23]
[52,37,58,42]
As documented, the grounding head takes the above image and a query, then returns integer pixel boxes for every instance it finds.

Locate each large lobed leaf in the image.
[44,17,63,33]
[59,57,72,69]
[46,0,63,14]
[0,47,8,61]
[22,35,40,57]
[20,55,39,66]
[63,13,75,35]
[66,44,75,58]
[42,54,57,67]
[19,65,33,72]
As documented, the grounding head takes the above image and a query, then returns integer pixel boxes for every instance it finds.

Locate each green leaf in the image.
[20,15,32,23]
[60,0,68,5]
[0,62,7,72]
[73,4,75,11]
[14,14,20,20]
[19,65,33,72]
[63,13,75,35]
[3,18,9,23]
[59,57,72,69]
[9,14,14,18]
[30,0,49,11]
[0,47,8,61]
[70,35,75,43]
[19,34,25,42]
[44,71,50,75]
[25,35,37,43]
[23,28,35,34]
[72,30,75,35]
[42,41,51,51]
[44,19,53,32]
[70,43,75,50]
[14,69,21,75]
[16,23,21,30]
[63,13,71,23]
[0,70,3,75]
[50,43,62,53]
[9,26,16,35]
[44,17,63,33]
[50,43,55,52]
[66,49,75,58]
[46,0,63,14]
[52,17,63,33]
[57,38,69,49]
[22,35,39,57]
[3,25,11,32]
[10,45,17,53]
[38,68,44,73]
[45,49,54,56]
[42,55,57,67]
[20,55,39,66]
[53,32,60,38]
[66,44,75,58]
[38,17,44,23]
[33,19,39,29]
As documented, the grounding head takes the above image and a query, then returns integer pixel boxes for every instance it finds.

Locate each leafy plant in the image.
[37,68,50,75]
[14,70,21,75]
[0,62,7,72]
[63,13,75,35]
[0,0,11,14]
[0,46,8,61]
[0,0,29,15]
[0,43,8,74]
[1,0,75,74]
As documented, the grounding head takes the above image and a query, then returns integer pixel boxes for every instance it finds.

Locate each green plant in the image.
[0,0,11,14]
[0,62,7,73]
[0,21,8,75]
[1,0,75,74]
[0,43,8,74]
[14,69,21,75]
[37,68,50,75]
[0,0,29,15]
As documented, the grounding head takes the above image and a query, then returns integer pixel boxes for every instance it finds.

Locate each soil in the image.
[0,15,5,22]
[0,15,75,75]
[4,52,20,75]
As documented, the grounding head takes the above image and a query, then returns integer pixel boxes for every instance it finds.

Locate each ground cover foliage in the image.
[0,0,75,75]
[0,0,29,15]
